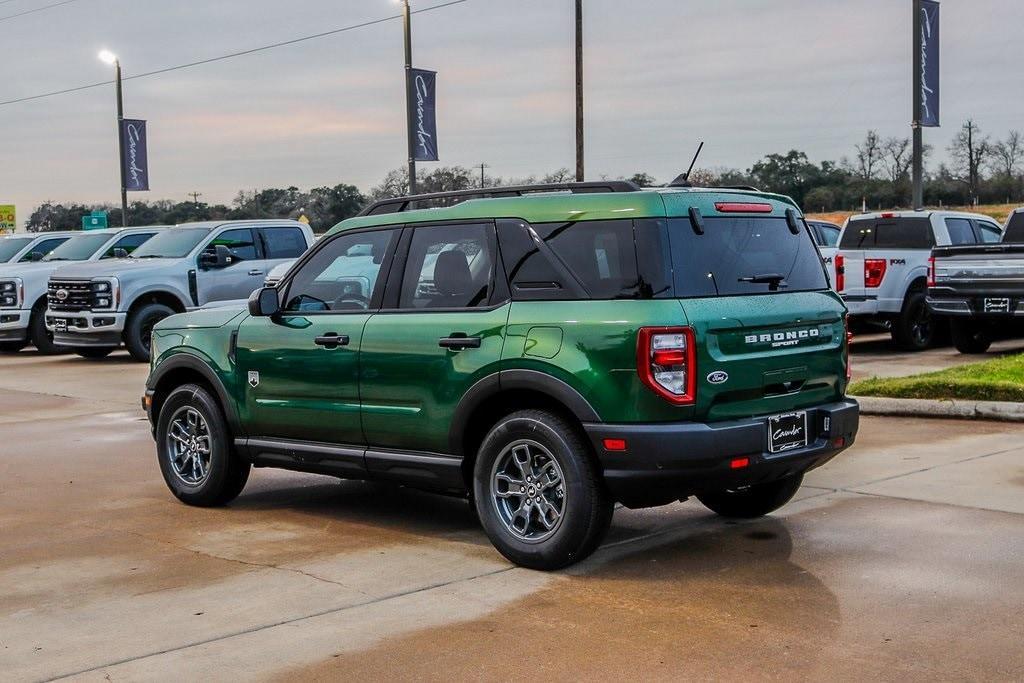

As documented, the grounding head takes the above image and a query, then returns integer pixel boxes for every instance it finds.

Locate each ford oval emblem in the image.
[55,288,69,301]
[707,371,729,385]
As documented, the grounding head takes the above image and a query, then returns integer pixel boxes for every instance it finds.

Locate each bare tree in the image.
[948,119,991,204]
[991,130,1023,178]
[853,130,883,180]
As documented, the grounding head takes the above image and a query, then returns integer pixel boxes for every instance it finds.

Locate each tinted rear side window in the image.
[667,217,828,297]
[261,227,307,259]
[1003,212,1024,243]
[840,217,934,249]
[496,219,672,300]
[945,218,977,246]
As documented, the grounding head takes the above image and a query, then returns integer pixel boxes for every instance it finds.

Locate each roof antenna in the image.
[668,141,704,187]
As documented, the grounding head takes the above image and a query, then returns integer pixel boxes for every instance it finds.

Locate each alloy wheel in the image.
[490,439,566,543]
[166,406,213,486]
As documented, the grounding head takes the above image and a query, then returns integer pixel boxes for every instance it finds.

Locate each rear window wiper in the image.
[737,273,788,291]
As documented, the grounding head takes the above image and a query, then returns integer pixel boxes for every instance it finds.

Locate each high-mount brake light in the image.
[927,256,937,287]
[880,212,896,219]
[835,254,846,291]
[637,327,696,405]
[715,202,773,214]
[864,259,887,288]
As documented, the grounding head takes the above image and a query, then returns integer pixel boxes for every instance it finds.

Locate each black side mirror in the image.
[200,244,232,269]
[29,251,43,262]
[248,287,280,317]
[113,248,129,259]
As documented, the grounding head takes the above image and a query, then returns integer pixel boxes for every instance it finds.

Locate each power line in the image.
[0,0,470,108]
[0,0,82,23]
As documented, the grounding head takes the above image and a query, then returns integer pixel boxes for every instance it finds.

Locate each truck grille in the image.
[48,280,93,312]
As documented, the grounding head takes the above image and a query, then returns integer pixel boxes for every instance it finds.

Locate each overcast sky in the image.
[1,0,1021,219]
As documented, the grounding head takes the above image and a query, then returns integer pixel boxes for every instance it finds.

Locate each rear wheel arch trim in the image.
[448,369,601,456]
[149,354,243,435]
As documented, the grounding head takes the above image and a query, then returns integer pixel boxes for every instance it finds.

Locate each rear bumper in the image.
[47,311,126,347]
[927,295,1024,318]
[583,399,859,508]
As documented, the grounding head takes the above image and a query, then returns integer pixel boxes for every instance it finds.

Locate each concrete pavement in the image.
[0,351,1022,681]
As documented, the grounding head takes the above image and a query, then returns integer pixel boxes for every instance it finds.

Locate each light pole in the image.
[575,0,584,182]
[400,0,417,195]
[99,49,128,226]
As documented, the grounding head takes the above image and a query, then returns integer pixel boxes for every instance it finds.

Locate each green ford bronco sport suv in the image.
[144,181,858,570]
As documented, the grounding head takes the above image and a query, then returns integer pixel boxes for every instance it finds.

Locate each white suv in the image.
[836,210,1003,350]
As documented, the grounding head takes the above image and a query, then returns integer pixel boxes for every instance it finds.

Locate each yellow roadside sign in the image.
[0,205,14,233]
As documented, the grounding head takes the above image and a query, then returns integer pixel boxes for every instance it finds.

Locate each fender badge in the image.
[248,371,260,388]
[707,371,729,385]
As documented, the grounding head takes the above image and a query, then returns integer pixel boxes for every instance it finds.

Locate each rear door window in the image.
[399,223,495,309]
[811,223,840,247]
[945,218,977,246]
[260,227,307,259]
[1003,212,1024,243]
[667,217,828,297]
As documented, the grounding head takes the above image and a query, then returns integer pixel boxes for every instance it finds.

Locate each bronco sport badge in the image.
[745,328,820,349]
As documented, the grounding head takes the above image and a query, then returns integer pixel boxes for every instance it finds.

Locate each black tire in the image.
[473,409,613,570]
[697,473,804,519]
[0,340,27,353]
[29,305,66,355]
[156,383,250,507]
[951,319,992,354]
[124,302,174,362]
[74,346,117,359]
[891,290,934,351]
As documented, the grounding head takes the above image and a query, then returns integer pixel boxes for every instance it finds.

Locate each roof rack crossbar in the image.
[358,180,641,216]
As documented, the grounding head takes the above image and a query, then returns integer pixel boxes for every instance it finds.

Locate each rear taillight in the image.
[844,315,852,382]
[637,326,696,405]
[835,254,845,291]
[927,256,936,287]
[864,259,887,288]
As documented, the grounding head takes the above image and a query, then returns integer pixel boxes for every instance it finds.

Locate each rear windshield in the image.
[0,237,33,262]
[130,228,210,259]
[43,233,111,261]
[668,217,828,296]
[840,217,934,249]
[1003,212,1024,243]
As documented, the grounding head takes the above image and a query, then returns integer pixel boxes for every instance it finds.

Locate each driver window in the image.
[283,229,398,313]
[205,228,258,262]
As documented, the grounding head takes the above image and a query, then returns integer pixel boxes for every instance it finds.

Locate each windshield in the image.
[0,237,34,262]
[43,233,112,262]
[130,228,210,259]
[668,217,828,296]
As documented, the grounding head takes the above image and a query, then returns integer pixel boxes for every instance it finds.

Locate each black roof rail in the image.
[358,180,641,216]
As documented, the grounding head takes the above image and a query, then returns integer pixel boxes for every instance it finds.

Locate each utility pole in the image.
[575,0,584,182]
[911,0,924,209]
[479,163,488,188]
[187,191,202,206]
[402,0,417,195]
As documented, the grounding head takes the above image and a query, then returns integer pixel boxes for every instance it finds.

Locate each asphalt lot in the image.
[1,348,1022,681]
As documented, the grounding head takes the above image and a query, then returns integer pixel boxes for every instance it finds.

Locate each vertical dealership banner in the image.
[119,118,150,191]
[919,0,940,127]
[408,68,439,161]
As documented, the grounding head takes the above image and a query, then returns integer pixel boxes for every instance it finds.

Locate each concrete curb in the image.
[853,395,1024,422]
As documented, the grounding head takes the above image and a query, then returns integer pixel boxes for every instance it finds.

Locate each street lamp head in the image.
[98,50,118,66]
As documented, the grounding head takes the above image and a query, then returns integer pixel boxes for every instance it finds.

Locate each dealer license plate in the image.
[984,298,1011,314]
[53,318,68,332]
[768,411,808,454]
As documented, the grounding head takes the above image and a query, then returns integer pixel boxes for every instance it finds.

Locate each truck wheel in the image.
[74,347,117,359]
[29,306,66,355]
[951,319,992,354]
[697,473,803,519]
[891,290,933,351]
[473,410,613,570]
[156,383,250,507]
[0,341,27,353]
[124,303,174,362]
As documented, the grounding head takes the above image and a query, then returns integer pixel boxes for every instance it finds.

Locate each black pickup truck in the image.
[927,208,1024,353]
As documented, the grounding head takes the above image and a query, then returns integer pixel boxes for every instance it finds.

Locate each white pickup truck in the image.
[835,210,1003,350]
